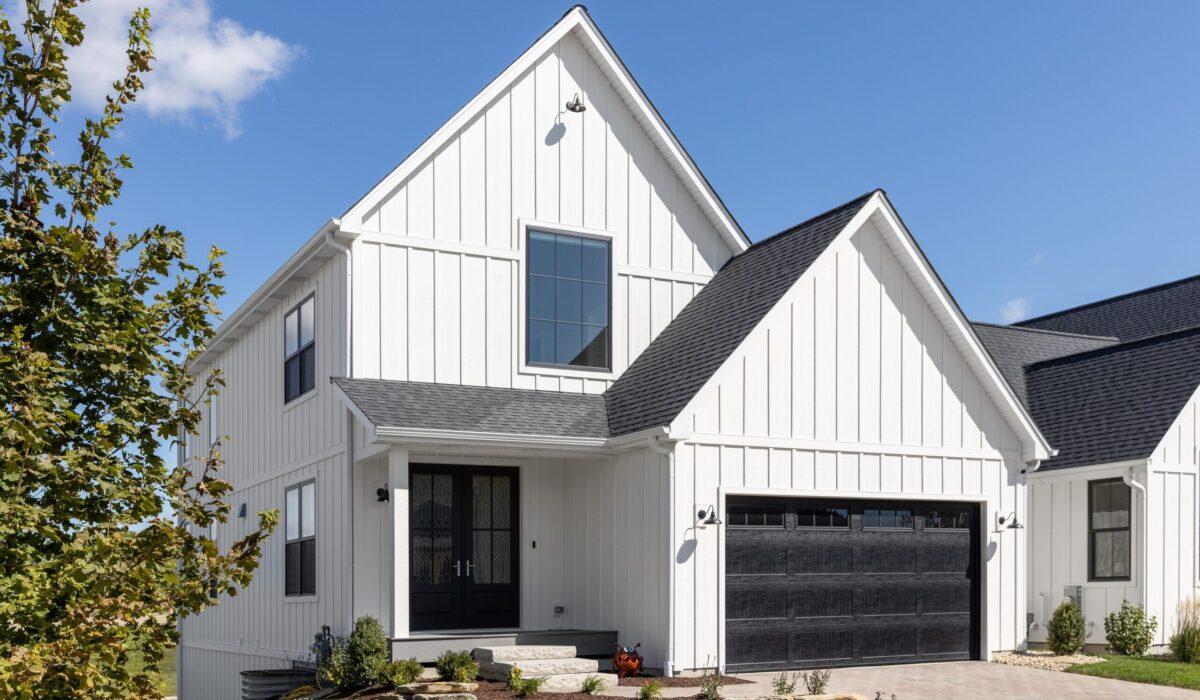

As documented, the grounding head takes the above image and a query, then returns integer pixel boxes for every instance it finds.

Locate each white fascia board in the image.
[339,7,747,254]
[192,217,344,371]
[1025,459,1148,483]
[373,426,610,453]
[870,196,1054,464]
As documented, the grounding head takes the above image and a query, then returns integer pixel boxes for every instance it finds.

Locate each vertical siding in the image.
[179,647,292,700]
[352,32,732,393]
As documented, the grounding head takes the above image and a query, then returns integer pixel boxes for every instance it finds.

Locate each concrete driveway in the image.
[722,661,1200,699]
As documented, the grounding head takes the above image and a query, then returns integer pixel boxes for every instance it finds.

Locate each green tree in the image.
[0,2,276,697]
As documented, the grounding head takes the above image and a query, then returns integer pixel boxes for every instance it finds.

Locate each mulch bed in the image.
[617,675,750,687]
[321,674,751,699]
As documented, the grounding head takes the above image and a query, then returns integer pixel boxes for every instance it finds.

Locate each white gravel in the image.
[991,650,1105,672]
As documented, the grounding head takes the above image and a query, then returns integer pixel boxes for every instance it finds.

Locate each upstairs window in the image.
[285,481,316,596]
[284,296,315,403]
[526,230,610,370]
[1089,478,1131,581]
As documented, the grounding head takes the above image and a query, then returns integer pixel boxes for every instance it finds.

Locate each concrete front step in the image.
[472,645,577,664]
[480,657,600,680]
[539,672,619,694]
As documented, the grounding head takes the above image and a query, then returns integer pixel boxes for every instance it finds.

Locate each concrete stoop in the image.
[473,645,618,694]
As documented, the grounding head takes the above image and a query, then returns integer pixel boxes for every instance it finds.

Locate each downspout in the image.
[1122,469,1148,610]
[327,225,354,623]
[648,434,675,677]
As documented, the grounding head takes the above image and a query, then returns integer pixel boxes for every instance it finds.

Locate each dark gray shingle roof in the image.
[604,191,876,436]
[1023,326,1200,471]
[332,377,609,439]
[972,323,1118,407]
[1017,274,1200,341]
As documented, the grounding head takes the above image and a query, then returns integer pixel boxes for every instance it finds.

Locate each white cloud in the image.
[1000,297,1031,324]
[1028,251,1046,265]
[66,0,299,137]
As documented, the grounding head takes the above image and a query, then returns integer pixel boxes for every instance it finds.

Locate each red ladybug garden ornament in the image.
[611,643,644,679]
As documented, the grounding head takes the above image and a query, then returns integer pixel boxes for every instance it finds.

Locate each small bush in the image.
[801,668,831,695]
[1104,600,1157,656]
[506,668,547,697]
[381,657,425,687]
[1172,596,1200,663]
[1047,598,1087,655]
[698,669,726,700]
[345,616,390,685]
[771,672,798,695]
[318,637,353,689]
[637,679,663,700]
[435,649,479,682]
[580,674,605,694]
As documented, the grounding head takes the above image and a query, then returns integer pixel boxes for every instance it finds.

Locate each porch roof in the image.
[332,377,610,440]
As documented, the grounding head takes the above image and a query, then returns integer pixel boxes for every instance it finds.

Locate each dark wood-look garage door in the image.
[724,497,980,671]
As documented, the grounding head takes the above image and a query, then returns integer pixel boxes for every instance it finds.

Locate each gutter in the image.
[647,435,676,677]
[1122,469,1149,610]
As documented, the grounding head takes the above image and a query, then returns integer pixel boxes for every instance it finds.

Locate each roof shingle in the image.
[1017,274,1200,341]
[972,322,1118,407]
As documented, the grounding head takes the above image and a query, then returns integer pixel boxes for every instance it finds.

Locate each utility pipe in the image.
[648,434,675,677]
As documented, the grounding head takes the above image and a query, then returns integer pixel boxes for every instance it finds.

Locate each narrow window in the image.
[796,506,850,528]
[925,506,971,530]
[1089,478,1131,581]
[863,507,914,529]
[526,229,611,370]
[726,503,784,527]
[284,296,316,402]
[208,397,218,447]
[285,481,316,596]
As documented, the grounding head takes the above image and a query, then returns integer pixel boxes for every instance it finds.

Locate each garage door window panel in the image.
[727,503,784,528]
[796,505,850,528]
[863,507,914,530]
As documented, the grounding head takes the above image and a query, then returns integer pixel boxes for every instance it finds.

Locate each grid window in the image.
[863,508,914,529]
[796,506,850,528]
[1090,479,1131,581]
[285,481,316,596]
[526,230,610,370]
[726,504,784,527]
[925,507,971,530]
[284,296,316,403]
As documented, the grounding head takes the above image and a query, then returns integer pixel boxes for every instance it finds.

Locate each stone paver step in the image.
[540,672,619,694]
[480,657,599,679]
[472,645,577,664]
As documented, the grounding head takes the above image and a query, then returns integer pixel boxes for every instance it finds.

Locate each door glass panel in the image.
[412,472,455,586]
[470,474,513,585]
[473,476,492,528]
[473,530,492,584]
[493,478,510,528]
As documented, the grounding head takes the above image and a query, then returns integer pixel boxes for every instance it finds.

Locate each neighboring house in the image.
[975,277,1200,648]
[176,7,1191,699]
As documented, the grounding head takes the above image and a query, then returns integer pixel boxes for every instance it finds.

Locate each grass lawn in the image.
[128,646,177,697]
[1067,654,1200,691]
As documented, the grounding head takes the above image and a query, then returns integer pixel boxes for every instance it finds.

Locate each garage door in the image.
[724,497,980,671]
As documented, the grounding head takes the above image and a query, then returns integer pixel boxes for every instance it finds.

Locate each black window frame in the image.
[862,506,915,530]
[524,228,612,372]
[283,295,316,404]
[284,480,317,597]
[924,505,972,531]
[794,504,851,529]
[1088,477,1132,582]
[726,502,785,528]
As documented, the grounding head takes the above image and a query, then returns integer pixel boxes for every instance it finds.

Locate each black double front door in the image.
[409,464,520,631]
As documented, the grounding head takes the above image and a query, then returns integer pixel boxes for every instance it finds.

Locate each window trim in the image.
[284,479,317,598]
[517,219,621,382]
[283,294,317,405]
[1088,477,1132,583]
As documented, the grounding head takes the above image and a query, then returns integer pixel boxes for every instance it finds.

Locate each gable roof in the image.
[340,5,749,253]
[603,191,875,437]
[1022,326,1200,471]
[333,377,609,442]
[1017,274,1200,341]
[972,323,1118,407]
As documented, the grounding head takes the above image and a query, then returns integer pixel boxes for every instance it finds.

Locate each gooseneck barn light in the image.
[565,92,586,113]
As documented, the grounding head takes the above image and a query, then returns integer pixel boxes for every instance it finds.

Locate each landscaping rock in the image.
[991,649,1103,672]
[396,682,479,694]
[412,694,476,700]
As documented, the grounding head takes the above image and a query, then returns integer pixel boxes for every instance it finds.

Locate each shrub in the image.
[771,672,798,695]
[1172,596,1200,663]
[801,668,831,695]
[1047,598,1087,655]
[1104,600,1157,656]
[382,657,425,688]
[318,637,353,689]
[346,615,390,684]
[436,649,479,682]
[580,675,605,694]
[698,669,726,700]
[506,668,548,697]
[637,679,663,700]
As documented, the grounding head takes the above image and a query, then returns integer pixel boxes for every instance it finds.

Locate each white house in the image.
[178,6,1200,699]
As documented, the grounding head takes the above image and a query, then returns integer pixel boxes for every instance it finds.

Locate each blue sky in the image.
[78,1,1200,324]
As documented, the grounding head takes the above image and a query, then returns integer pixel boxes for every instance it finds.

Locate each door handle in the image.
[454,560,462,577]
[466,560,474,577]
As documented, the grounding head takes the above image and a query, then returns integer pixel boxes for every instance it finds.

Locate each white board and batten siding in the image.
[669,215,1031,670]
[180,257,354,700]
[348,31,731,394]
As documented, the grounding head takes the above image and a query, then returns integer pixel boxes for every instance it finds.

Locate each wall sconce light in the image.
[376,486,389,503]
[696,504,722,528]
[565,92,586,113]
[996,511,1023,531]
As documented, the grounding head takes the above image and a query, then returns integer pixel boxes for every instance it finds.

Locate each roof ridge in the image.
[745,189,881,251]
[1026,323,1200,370]
[971,320,1119,342]
[1017,273,1200,327]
